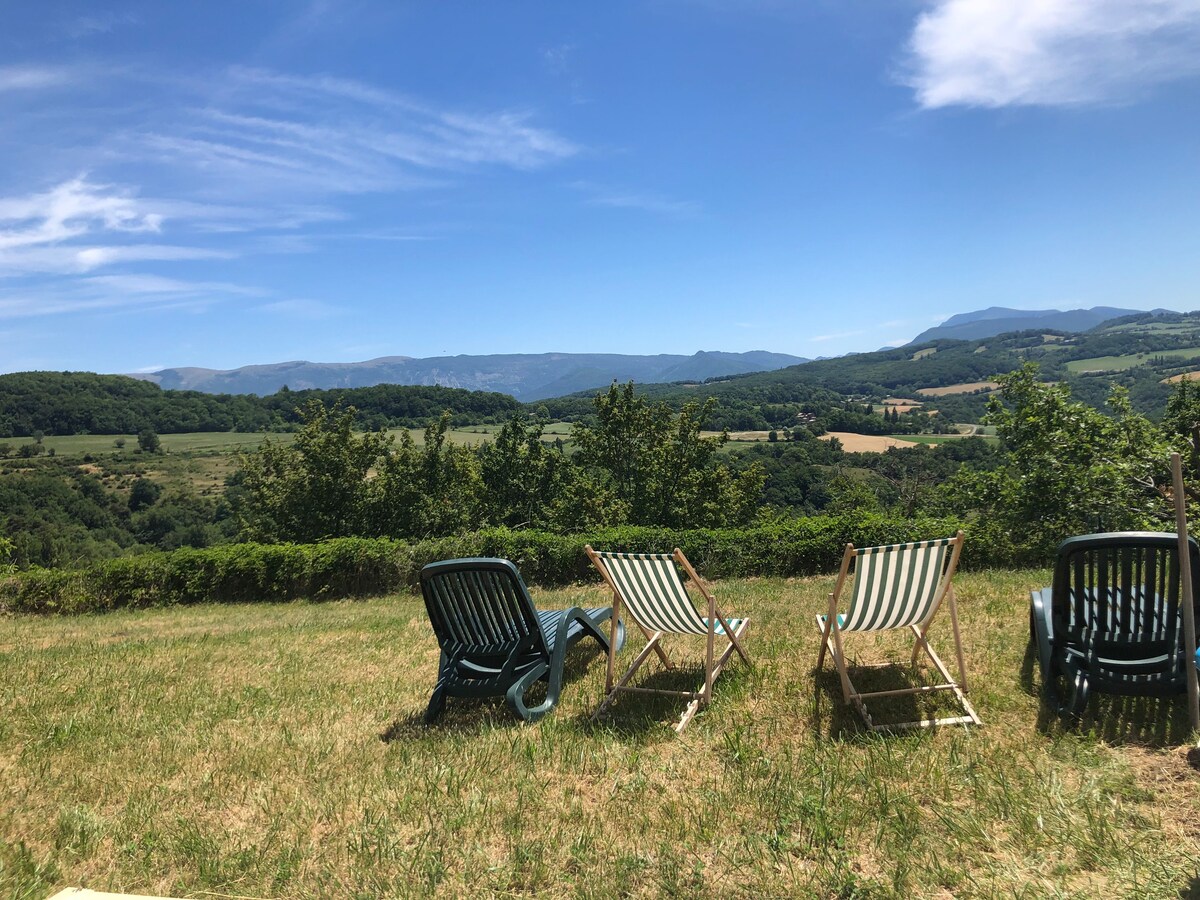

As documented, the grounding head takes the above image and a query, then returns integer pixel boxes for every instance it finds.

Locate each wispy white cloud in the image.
[0,65,75,92]
[257,298,339,319]
[902,0,1200,108]
[572,182,701,218]
[0,177,161,250]
[84,274,264,296]
[0,274,261,320]
[0,63,581,326]
[0,177,239,276]
[117,66,580,197]
[65,11,140,39]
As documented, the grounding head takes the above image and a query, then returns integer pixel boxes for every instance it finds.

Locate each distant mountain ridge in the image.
[909,306,1167,344]
[130,350,809,400]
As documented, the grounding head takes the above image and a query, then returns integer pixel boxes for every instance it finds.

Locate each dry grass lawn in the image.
[2,570,1199,898]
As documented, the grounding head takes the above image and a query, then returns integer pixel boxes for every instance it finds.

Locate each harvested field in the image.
[917,381,1000,397]
[820,431,919,452]
[1162,371,1200,384]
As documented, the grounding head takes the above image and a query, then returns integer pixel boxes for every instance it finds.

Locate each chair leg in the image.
[506,661,553,722]
[816,614,833,669]
[424,679,449,724]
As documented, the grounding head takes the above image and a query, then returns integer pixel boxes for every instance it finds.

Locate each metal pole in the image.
[1169,452,1200,732]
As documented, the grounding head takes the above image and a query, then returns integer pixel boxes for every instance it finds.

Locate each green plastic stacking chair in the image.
[1030,532,1200,718]
[420,558,624,724]
[586,546,751,733]
[815,531,981,731]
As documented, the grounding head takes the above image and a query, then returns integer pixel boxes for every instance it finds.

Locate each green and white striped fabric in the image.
[842,537,955,632]
[595,551,710,635]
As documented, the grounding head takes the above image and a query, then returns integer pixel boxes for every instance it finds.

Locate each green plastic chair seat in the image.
[1030,532,1200,717]
[421,557,624,723]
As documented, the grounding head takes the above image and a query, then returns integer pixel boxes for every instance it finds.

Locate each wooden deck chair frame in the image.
[585,545,751,733]
[815,530,981,731]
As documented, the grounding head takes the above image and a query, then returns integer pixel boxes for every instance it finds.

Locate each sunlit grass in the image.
[2,569,1198,898]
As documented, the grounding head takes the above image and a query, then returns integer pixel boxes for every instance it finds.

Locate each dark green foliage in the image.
[0,372,273,436]
[0,372,518,438]
[0,467,135,567]
[370,414,482,538]
[127,477,162,512]
[568,383,764,529]
[477,413,568,529]
[235,400,392,542]
[264,383,520,429]
[0,513,982,615]
[950,364,1170,559]
[136,428,161,454]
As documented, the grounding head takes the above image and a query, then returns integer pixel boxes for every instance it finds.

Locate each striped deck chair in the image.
[420,558,624,724]
[585,546,750,733]
[815,531,980,731]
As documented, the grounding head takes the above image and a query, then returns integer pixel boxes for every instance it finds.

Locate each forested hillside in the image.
[0,373,520,437]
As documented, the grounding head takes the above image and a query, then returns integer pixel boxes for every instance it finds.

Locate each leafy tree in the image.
[370,413,482,538]
[477,413,567,529]
[235,400,389,542]
[137,428,161,453]
[128,477,162,512]
[569,383,763,528]
[956,364,1169,557]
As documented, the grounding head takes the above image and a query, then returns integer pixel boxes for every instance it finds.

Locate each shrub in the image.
[0,514,994,615]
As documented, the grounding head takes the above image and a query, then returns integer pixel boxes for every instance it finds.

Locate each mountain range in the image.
[907,306,1163,344]
[125,305,1170,400]
[130,351,809,400]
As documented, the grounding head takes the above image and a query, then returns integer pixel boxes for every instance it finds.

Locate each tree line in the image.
[6,366,1200,569]
[0,372,520,437]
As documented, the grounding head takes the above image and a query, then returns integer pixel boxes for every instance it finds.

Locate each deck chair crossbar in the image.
[815,531,981,731]
[586,547,750,733]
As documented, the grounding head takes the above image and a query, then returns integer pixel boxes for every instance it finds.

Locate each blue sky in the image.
[2,1,1199,375]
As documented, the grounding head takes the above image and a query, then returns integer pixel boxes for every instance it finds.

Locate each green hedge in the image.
[0,514,991,615]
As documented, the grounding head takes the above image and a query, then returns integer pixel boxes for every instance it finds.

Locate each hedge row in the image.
[0,514,992,615]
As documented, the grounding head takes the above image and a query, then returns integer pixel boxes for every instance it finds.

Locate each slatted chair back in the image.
[842,536,959,633]
[591,551,708,635]
[421,558,548,660]
[1050,532,1200,686]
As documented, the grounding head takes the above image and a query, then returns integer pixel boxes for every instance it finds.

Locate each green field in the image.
[1065,347,1200,373]
[25,426,559,460]
[2,570,1197,898]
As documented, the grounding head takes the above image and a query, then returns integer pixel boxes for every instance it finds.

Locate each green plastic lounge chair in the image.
[816,531,980,731]
[420,557,624,723]
[1030,532,1200,718]
[586,546,751,733]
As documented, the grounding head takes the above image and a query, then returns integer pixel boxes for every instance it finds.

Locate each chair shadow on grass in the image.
[1180,876,1200,900]
[810,660,962,740]
[1019,625,1198,748]
[573,662,753,740]
[379,641,610,743]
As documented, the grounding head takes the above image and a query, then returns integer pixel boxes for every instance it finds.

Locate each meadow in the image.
[2,569,1198,898]
[1065,348,1200,374]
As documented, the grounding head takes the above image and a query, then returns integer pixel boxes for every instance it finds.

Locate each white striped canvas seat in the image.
[839,537,957,632]
[815,531,981,732]
[587,547,751,733]
[591,551,747,636]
